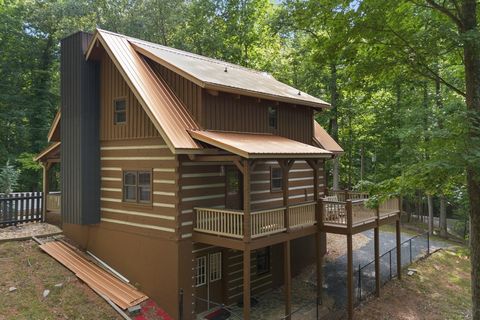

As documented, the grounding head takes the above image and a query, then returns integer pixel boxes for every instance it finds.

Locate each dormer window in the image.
[268,106,278,129]
[114,98,126,124]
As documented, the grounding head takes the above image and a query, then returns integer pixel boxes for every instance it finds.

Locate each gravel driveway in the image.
[323,229,452,308]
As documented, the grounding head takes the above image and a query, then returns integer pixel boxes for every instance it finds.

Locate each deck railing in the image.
[46,192,61,212]
[194,208,244,238]
[288,201,316,228]
[194,201,317,239]
[322,196,400,228]
[251,207,286,238]
[327,189,369,202]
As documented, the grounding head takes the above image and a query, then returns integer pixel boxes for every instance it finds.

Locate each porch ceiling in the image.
[188,130,333,159]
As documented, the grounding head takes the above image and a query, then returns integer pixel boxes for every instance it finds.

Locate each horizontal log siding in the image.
[224,248,273,305]
[98,138,180,238]
[179,157,226,238]
[250,160,325,211]
[100,52,160,140]
[202,93,314,144]
[147,60,202,124]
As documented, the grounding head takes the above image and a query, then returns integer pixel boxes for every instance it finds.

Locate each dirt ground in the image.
[325,232,369,261]
[0,240,120,320]
[355,247,471,320]
[0,222,61,241]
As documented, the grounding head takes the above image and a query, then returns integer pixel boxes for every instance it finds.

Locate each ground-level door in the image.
[195,250,224,313]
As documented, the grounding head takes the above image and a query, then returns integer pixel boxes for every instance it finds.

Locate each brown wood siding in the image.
[98,137,181,240]
[147,59,203,125]
[100,52,161,140]
[202,93,314,144]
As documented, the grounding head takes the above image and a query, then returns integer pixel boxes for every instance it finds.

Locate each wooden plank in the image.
[347,233,353,320]
[284,240,292,319]
[243,247,251,320]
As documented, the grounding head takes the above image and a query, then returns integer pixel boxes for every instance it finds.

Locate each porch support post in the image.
[243,247,251,320]
[347,233,354,320]
[279,160,294,231]
[284,240,292,320]
[374,226,380,297]
[243,159,251,242]
[41,162,50,222]
[396,218,402,280]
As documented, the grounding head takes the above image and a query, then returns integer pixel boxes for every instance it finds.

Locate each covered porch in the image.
[187,130,402,320]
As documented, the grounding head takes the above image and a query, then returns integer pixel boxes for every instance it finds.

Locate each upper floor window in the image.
[114,98,127,124]
[270,166,283,191]
[268,106,278,129]
[123,170,151,203]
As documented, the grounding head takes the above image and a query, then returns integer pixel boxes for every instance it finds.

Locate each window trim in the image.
[113,97,127,125]
[270,166,283,192]
[268,106,278,129]
[195,256,207,287]
[122,170,152,204]
[256,247,270,275]
[209,252,222,283]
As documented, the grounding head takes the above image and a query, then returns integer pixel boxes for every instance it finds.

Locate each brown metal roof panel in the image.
[95,30,201,152]
[313,122,344,154]
[189,130,333,159]
[39,241,148,310]
[132,40,330,109]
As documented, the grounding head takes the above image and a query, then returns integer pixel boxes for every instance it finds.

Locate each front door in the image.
[225,166,242,210]
[195,251,224,313]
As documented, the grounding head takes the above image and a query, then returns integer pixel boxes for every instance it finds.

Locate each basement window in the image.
[114,98,127,124]
[268,106,278,129]
[256,247,270,275]
[123,171,152,203]
[270,166,283,192]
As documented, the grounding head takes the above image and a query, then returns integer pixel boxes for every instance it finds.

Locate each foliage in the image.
[0,161,19,194]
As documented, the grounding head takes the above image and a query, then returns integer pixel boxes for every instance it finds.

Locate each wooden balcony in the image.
[194,201,316,241]
[321,195,400,234]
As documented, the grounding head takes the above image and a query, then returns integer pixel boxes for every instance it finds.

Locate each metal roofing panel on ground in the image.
[93,29,201,151]
[313,122,344,154]
[39,241,148,310]
[131,40,330,109]
[189,130,333,159]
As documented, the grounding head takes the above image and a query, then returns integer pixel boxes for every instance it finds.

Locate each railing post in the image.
[427,232,430,255]
[344,190,349,201]
[243,160,251,242]
[346,200,353,233]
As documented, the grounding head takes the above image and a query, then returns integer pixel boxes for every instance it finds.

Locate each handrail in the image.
[194,207,243,214]
[288,201,316,209]
[251,207,286,215]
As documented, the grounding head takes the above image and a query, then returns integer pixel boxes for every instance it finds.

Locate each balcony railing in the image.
[194,201,316,240]
[321,196,400,228]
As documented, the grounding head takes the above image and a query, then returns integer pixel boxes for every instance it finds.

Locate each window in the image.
[268,106,278,129]
[256,247,270,275]
[226,167,240,195]
[123,171,151,203]
[195,256,207,287]
[270,166,283,191]
[114,98,127,124]
[209,252,222,282]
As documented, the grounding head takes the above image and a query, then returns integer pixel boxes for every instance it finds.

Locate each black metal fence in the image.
[356,232,430,304]
[0,192,43,227]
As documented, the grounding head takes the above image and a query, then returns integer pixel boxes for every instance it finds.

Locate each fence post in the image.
[409,239,412,264]
[358,264,362,302]
[346,200,353,233]
[427,232,430,256]
[179,288,184,320]
[389,250,392,280]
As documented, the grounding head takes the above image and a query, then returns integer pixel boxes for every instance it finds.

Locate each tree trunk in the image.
[439,195,447,238]
[328,63,340,190]
[461,1,480,318]
[427,195,434,235]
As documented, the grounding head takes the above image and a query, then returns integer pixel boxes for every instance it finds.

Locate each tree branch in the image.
[424,0,464,29]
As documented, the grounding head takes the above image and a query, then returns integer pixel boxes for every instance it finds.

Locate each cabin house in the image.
[36,29,402,320]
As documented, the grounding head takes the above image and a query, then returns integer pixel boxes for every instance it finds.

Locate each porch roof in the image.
[35,141,60,163]
[188,130,333,159]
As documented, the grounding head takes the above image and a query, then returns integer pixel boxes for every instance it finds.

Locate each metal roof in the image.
[131,40,330,109]
[87,29,200,152]
[313,122,344,154]
[47,110,61,143]
[189,130,333,159]
[39,241,148,310]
